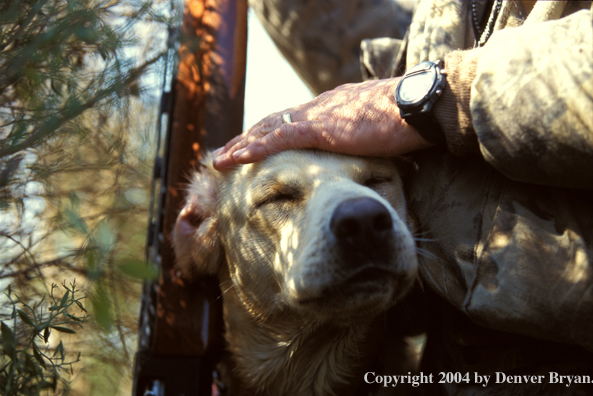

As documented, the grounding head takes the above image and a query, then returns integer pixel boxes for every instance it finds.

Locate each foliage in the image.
[0,0,174,394]
[0,282,88,396]
[0,0,164,161]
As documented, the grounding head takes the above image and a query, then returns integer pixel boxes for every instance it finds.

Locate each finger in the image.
[213,105,316,170]
[282,107,310,124]
[221,126,269,157]
[216,119,265,156]
[212,150,239,170]
[233,120,326,164]
[212,139,252,170]
[212,124,273,170]
[216,110,287,158]
[216,134,244,155]
[216,98,314,156]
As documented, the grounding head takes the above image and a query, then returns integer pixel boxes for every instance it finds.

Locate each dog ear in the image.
[173,155,222,277]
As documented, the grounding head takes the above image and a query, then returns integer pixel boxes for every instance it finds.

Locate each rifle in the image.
[132,0,247,394]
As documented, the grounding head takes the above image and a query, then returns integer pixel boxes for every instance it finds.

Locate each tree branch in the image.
[0,53,163,158]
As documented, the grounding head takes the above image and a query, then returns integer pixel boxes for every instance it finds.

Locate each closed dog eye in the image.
[362,176,393,188]
[257,192,297,207]
[255,188,302,209]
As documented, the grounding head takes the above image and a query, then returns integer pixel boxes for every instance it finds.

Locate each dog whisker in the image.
[416,247,438,262]
[217,282,237,303]
[413,237,437,242]
[412,229,433,238]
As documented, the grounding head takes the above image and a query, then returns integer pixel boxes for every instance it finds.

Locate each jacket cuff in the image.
[433,49,482,156]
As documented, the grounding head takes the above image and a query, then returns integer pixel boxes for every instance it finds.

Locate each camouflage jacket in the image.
[404,0,593,345]
[404,2,593,392]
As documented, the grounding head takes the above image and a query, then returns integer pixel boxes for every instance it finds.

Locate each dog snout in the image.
[330,197,393,248]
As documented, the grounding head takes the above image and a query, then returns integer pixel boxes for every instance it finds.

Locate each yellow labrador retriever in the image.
[174,150,419,396]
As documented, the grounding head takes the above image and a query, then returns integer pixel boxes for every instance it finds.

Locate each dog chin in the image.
[287,266,415,322]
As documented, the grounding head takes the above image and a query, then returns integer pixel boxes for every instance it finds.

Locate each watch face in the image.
[398,68,436,103]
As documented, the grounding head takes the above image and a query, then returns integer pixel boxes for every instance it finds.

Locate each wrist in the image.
[384,77,435,154]
[433,50,482,156]
[395,60,447,145]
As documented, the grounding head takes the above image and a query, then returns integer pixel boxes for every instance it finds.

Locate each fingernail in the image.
[212,147,223,156]
[232,148,246,159]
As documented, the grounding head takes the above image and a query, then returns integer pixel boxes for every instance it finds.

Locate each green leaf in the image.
[92,285,113,331]
[32,344,46,369]
[64,207,87,234]
[118,259,159,280]
[53,341,65,361]
[74,300,87,313]
[43,327,50,343]
[65,313,82,322]
[85,249,103,281]
[51,79,63,96]
[24,354,42,376]
[60,290,70,307]
[16,309,34,327]
[74,26,97,43]
[50,326,76,334]
[24,67,43,87]
[95,220,115,254]
[0,322,16,359]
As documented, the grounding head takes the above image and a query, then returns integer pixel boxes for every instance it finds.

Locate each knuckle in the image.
[275,123,291,139]
[262,113,283,129]
[272,124,294,150]
[317,128,334,149]
[262,118,274,128]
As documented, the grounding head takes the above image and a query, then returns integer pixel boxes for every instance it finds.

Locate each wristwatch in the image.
[395,60,447,144]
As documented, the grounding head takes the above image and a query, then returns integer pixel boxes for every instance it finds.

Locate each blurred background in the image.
[244,4,313,130]
[0,0,311,394]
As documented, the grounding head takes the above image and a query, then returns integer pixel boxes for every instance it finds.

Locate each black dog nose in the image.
[330,197,393,247]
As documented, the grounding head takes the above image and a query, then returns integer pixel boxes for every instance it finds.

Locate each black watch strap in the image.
[404,112,445,145]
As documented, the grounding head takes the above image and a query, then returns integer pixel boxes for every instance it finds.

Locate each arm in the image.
[436,10,593,189]
[215,8,593,185]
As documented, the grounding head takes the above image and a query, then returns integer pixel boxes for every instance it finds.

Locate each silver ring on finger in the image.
[282,112,292,124]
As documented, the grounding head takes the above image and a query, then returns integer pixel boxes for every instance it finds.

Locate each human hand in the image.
[213,78,434,170]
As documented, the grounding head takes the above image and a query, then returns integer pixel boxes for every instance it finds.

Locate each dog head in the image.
[174,150,417,324]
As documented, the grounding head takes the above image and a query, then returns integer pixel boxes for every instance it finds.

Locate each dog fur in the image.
[173,149,419,396]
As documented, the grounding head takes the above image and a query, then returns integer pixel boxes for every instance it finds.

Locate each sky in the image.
[243,8,314,131]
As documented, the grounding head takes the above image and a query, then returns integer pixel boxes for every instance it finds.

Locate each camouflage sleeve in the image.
[248,0,414,95]
[471,10,593,189]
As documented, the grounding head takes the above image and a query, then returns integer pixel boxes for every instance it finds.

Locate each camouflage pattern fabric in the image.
[406,0,593,347]
[248,0,415,95]
[403,2,593,394]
